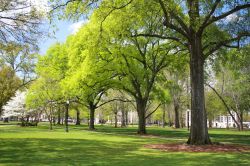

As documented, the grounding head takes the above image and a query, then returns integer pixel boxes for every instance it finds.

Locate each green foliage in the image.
[26,43,68,110]
[205,91,226,120]
[214,45,250,113]
[0,66,21,113]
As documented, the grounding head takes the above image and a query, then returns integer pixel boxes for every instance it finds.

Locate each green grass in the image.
[0,124,249,166]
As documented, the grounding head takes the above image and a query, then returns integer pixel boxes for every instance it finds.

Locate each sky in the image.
[38,20,85,55]
[34,0,86,55]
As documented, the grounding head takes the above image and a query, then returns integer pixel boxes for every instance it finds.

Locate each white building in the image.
[185,110,238,128]
[213,112,238,128]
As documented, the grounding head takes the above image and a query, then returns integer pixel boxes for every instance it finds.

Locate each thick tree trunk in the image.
[125,109,128,126]
[49,119,53,130]
[121,104,126,127]
[76,108,81,125]
[239,112,243,131]
[53,117,56,126]
[209,120,212,128]
[65,103,69,132]
[57,107,61,125]
[114,112,118,128]
[136,99,147,134]
[167,107,172,127]
[187,36,211,145]
[89,104,95,130]
[174,101,180,128]
[226,116,229,129]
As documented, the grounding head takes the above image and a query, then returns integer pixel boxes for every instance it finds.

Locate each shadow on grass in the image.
[209,133,250,145]
[79,125,189,139]
[0,137,249,166]
[70,125,250,146]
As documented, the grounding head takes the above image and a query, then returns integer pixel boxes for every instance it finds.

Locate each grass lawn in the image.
[0,123,249,166]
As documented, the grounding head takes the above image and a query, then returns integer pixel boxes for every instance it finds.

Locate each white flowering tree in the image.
[2,91,30,125]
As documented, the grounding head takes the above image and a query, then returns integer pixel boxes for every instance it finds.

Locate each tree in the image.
[62,23,117,130]
[0,65,20,115]
[205,91,225,128]
[0,43,37,87]
[51,0,250,144]
[26,43,69,130]
[0,0,47,48]
[207,45,250,130]
[154,0,249,145]
[2,90,34,125]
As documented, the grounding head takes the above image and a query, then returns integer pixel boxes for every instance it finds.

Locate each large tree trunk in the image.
[238,112,244,131]
[125,109,128,126]
[53,117,56,126]
[89,103,95,130]
[76,108,81,125]
[49,116,53,130]
[174,99,180,128]
[187,36,211,145]
[167,107,172,127]
[57,107,61,125]
[121,103,126,127]
[65,103,69,132]
[136,99,147,134]
[114,111,118,128]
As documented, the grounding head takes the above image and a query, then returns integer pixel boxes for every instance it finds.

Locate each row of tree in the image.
[0,0,249,145]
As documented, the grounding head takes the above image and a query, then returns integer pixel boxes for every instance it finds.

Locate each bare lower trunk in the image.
[57,107,61,125]
[121,105,126,127]
[49,120,53,130]
[114,112,118,128]
[53,117,56,126]
[226,116,229,129]
[89,104,95,130]
[136,99,147,134]
[162,105,166,128]
[76,109,80,125]
[168,107,172,127]
[65,103,69,132]
[209,120,212,128]
[125,109,128,126]
[187,36,211,145]
[48,115,53,130]
[174,103,180,128]
[239,112,243,131]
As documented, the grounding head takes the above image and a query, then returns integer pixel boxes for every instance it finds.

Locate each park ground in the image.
[0,123,250,166]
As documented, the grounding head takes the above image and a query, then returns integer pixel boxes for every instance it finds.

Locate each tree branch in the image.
[132,33,188,47]
[205,3,250,27]
[198,0,221,33]
[158,0,189,39]
[145,103,163,119]
[203,32,250,58]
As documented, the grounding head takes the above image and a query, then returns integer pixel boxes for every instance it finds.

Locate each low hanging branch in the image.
[96,98,134,109]
[205,83,241,130]
[145,103,163,119]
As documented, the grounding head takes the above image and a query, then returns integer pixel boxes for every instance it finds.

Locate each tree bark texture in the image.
[136,99,147,134]
[76,108,81,125]
[89,104,95,130]
[187,36,211,145]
